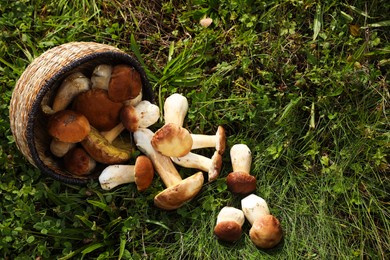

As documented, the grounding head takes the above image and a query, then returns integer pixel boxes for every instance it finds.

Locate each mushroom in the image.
[52,72,91,112]
[98,155,154,191]
[241,194,283,249]
[50,139,76,157]
[120,100,160,132]
[63,147,96,176]
[81,126,132,164]
[134,128,204,210]
[226,144,256,194]
[108,64,142,103]
[72,88,123,131]
[171,150,222,182]
[191,126,226,155]
[213,206,245,242]
[47,110,90,143]
[151,93,193,157]
[91,64,112,90]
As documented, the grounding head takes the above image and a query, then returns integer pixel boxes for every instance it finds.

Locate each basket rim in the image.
[26,49,154,184]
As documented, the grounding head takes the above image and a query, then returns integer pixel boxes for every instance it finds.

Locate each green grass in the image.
[1,0,389,259]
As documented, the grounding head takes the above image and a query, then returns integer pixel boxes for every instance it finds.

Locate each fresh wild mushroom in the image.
[52,72,91,112]
[63,147,96,176]
[226,144,256,194]
[99,155,154,191]
[134,128,204,210]
[50,139,76,157]
[120,100,160,132]
[47,110,90,143]
[151,93,193,157]
[191,126,226,155]
[72,88,123,131]
[171,150,222,182]
[214,206,245,242]
[241,194,283,249]
[108,64,142,103]
[91,64,112,90]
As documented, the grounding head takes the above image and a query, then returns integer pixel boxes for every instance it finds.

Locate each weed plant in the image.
[0,0,389,259]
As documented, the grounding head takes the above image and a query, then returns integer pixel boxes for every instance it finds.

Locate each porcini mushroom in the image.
[171,150,222,182]
[134,128,204,210]
[72,88,123,131]
[241,194,283,249]
[214,206,245,242]
[191,126,226,155]
[151,93,193,157]
[120,100,160,132]
[91,64,112,90]
[63,147,96,176]
[99,155,154,191]
[47,110,90,143]
[52,72,90,112]
[108,64,142,103]
[50,139,76,157]
[226,144,256,194]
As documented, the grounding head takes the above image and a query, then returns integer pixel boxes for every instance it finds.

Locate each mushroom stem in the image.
[191,126,226,154]
[121,100,160,132]
[163,93,189,126]
[171,150,222,182]
[241,194,270,225]
[134,128,182,187]
[100,123,125,143]
[230,143,252,173]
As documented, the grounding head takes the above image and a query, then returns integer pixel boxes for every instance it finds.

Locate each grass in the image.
[0,0,389,259]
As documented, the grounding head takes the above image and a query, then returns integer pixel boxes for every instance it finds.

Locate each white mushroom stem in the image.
[52,72,90,112]
[241,194,270,225]
[171,150,222,182]
[134,128,182,187]
[91,64,112,90]
[216,206,245,226]
[50,139,76,157]
[163,93,189,126]
[100,123,125,143]
[230,144,252,173]
[134,100,160,128]
[191,126,225,154]
[99,165,135,190]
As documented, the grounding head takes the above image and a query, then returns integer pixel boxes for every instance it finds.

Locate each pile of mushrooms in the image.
[43,64,282,248]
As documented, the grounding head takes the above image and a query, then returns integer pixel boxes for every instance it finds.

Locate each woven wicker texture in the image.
[9,42,153,184]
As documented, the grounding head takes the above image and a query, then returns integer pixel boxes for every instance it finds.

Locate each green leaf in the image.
[362,20,390,28]
[313,4,322,41]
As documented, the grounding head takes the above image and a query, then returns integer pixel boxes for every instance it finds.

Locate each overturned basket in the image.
[9,42,154,184]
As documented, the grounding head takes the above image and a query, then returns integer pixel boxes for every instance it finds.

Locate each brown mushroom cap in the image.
[226,171,257,194]
[108,65,142,103]
[72,88,123,131]
[63,147,96,176]
[134,155,155,191]
[249,215,283,249]
[154,171,204,210]
[151,123,193,157]
[47,110,90,143]
[214,221,243,242]
[120,105,138,132]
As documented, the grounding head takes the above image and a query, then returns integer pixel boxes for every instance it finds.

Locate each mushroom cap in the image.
[208,150,222,182]
[63,147,96,176]
[216,126,226,155]
[226,171,256,194]
[134,155,155,191]
[249,215,283,249]
[108,65,142,102]
[214,221,242,242]
[72,88,123,131]
[47,110,90,143]
[154,171,204,210]
[120,105,139,132]
[151,123,193,157]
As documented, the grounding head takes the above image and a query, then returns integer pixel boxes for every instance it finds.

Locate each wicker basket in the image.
[9,42,154,184]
